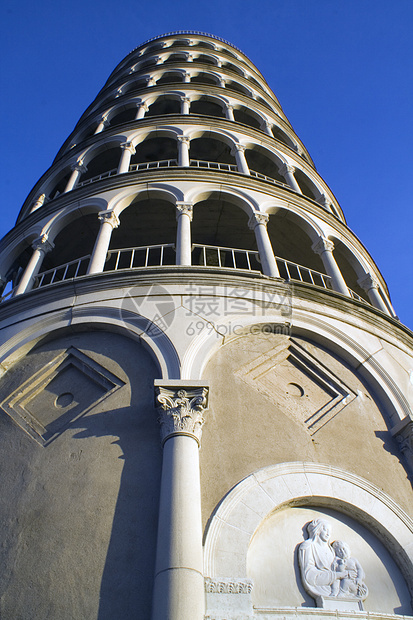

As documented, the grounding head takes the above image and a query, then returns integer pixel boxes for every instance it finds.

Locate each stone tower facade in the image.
[0,31,412,620]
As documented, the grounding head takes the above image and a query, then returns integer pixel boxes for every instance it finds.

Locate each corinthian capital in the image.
[358,273,379,291]
[248,212,269,229]
[312,237,335,255]
[279,163,296,176]
[176,202,193,220]
[120,141,136,154]
[98,210,120,229]
[32,235,54,254]
[155,383,209,446]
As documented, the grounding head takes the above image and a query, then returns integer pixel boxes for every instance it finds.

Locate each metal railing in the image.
[34,255,91,288]
[2,243,372,310]
[249,169,292,190]
[192,244,260,270]
[104,244,176,271]
[129,159,178,172]
[275,257,332,289]
[77,168,118,187]
[189,160,238,172]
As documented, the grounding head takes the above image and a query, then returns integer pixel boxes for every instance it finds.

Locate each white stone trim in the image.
[203,462,413,599]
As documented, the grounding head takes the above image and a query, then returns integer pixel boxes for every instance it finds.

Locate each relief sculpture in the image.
[298,518,368,608]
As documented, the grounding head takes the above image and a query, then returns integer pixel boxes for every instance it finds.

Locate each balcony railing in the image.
[1,244,370,309]
[129,159,178,171]
[77,168,118,187]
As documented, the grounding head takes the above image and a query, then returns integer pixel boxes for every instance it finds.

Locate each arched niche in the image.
[294,168,319,201]
[272,124,296,149]
[203,463,413,616]
[225,80,250,96]
[122,79,148,94]
[47,167,72,200]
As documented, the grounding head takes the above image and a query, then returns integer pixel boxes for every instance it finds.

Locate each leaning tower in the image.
[0,31,412,620]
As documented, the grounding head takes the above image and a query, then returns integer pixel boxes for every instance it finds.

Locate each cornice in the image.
[0,268,411,349]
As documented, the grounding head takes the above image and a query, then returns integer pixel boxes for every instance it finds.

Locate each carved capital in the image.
[180,96,191,103]
[32,235,54,254]
[98,210,120,229]
[358,273,379,291]
[115,87,123,97]
[146,77,156,86]
[177,135,190,145]
[71,160,87,174]
[136,102,149,111]
[395,421,413,455]
[120,141,136,154]
[312,237,335,255]
[318,193,331,208]
[32,194,46,210]
[185,53,193,62]
[280,163,296,176]
[226,104,234,111]
[176,202,193,221]
[155,385,209,446]
[233,143,246,152]
[248,212,269,229]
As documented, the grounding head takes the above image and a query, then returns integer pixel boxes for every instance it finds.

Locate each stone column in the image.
[177,136,190,167]
[146,77,156,87]
[180,97,191,115]
[232,144,250,175]
[358,274,390,314]
[183,72,191,83]
[64,160,88,193]
[94,115,109,134]
[219,77,226,87]
[263,121,273,137]
[31,194,46,212]
[152,381,209,620]
[87,211,120,275]
[185,53,193,62]
[175,203,193,266]
[248,212,279,277]
[312,238,350,296]
[279,163,302,193]
[117,141,135,174]
[135,102,148,120]
[14,236,54,296]
[226,104,235,121]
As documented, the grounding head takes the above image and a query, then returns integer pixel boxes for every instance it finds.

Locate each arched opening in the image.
[106,198,177,268]
[191,72,218,86]
[233,107,261,130]
[122,79,147,94]
[138,59,157,71]
[256,96,273,111]
[36,213,100,285]
[192,199,259,269]
[189,137,236,166]
[156,72,183,85]
[267,213,326,279]
[225,80,250,96]
[222,62,244,76]
[333,240,369,301]
[196,54,217,66]
[146,96,180,117]
[164,53,187,64]
[272,125,296,149]
[294,170,318,201]
[245,148,284,181]
[192,41,216,50]
[109,108,137,127]
[190,97,225,118]
[131,136,178,165]
[81,147,120,182]
[48,168,72,199]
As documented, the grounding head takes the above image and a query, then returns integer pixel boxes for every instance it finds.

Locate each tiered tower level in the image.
[0,32,412,620]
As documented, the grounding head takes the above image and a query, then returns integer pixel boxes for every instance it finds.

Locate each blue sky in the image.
[1,0,412,328]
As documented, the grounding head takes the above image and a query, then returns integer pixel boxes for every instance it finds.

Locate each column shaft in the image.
[226,105,235,121]
[175,205,193,266]
[249,214,279,277]
[280,164,301,193]
[14,237,54,296]
[87,212,119,275]
[234,145,250,175]
[312,238,350,296]
[178,137,190,167]
[118,143,135,174]
[152,435,204,620]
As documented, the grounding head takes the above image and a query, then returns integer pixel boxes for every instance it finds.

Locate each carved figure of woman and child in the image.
[298,518,368,606]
